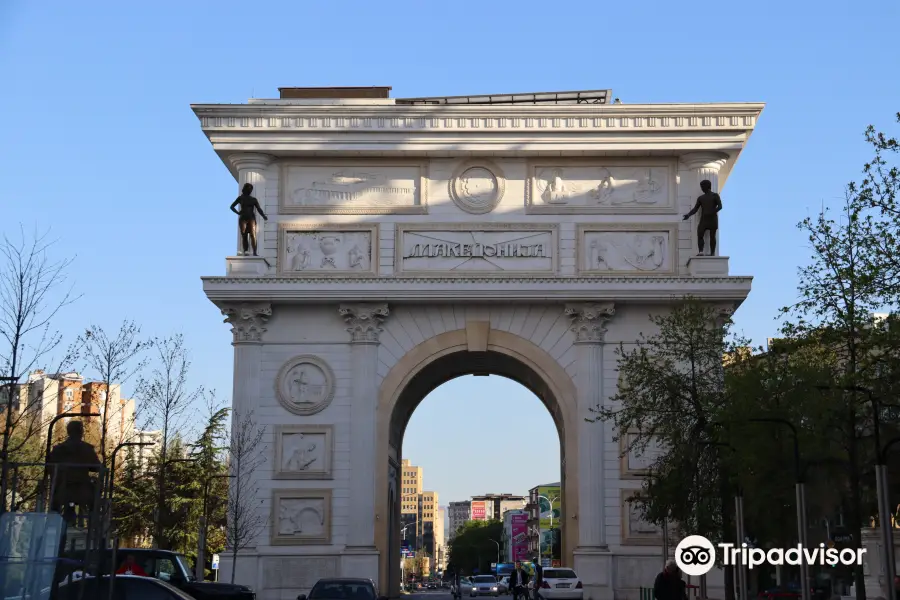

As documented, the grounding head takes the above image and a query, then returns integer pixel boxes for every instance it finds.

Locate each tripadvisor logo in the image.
[675,535,866,576]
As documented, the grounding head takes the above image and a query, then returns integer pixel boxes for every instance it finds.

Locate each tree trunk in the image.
[848,425,867,600]
[721,468,735,600]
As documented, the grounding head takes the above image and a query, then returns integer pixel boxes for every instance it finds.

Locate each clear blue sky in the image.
[2,0,898,506]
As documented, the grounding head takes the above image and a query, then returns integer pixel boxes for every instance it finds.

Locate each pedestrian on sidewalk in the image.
[654,560,687,600]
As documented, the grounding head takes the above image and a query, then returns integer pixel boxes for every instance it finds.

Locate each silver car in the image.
[471,575,501,597]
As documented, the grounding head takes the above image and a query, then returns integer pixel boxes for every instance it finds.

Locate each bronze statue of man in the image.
[230,183,268,256]
[683,179,722,256]
[46,420,101,524]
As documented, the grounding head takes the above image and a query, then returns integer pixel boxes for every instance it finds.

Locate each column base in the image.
[573,547,613,600]
[342,546,380,583]
[687,255,729,276]
[226,255,270,277]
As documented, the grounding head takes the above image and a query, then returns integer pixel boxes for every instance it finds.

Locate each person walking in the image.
[532,558,544,600]
[510,562,529,600]
[654,560,687,600]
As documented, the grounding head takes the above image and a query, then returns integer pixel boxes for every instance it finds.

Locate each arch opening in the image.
[375,329,580,597]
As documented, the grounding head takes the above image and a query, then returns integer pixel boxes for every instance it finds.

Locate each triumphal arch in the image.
[194,87,762,600]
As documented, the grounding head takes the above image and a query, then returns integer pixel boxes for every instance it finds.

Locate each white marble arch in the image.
[197,92,761,600]
[375,326,580,594]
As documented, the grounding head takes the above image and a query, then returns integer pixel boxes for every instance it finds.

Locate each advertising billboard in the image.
[511,512,529,562]
[471,501,486,520]
[536,485,561,561]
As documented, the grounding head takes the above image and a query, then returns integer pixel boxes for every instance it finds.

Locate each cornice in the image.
[201,275,752,303]
[192,102,764,134]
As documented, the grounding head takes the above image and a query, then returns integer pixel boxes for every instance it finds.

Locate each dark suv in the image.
[59,548,255,600]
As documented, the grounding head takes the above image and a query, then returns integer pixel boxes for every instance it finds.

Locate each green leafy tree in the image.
[595,299,747,600]
[447,520,502,576]
[190,399,229,579]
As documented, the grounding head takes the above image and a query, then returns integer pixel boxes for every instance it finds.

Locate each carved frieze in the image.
[619,430,665,478]
[221,302,272,343]
[274,355,336,416]
[577,225,677,275]
[279,161,427,214]
[621,490,663,545]
[396,224,557,276]
[278,223,377,276]
[526,161,676,214]
[448,161,506,214]
[272,489,332,545]
[273,425,333,479]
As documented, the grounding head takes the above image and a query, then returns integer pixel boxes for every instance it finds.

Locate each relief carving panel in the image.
[396,224,556,275]
[278,224,377,275]
[620,431,665,478]
[274,355,336,416]
[272,489,332,545]
[262,557,339,589]
[280,163,426,214]
[578,225,676,274]
[527,162,675,214]
[274,425,333,479]
[621,490,662,545]
[449,161,505,214]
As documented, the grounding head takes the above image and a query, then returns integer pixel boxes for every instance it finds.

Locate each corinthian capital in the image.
[714,305,735,329]
[339,303,390,343]
[222,302,272,343]
[565,302,616,343]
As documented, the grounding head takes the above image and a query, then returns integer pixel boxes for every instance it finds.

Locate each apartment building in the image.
[469,493,527,522]
[400,459,441,560]
[448,500,471,540]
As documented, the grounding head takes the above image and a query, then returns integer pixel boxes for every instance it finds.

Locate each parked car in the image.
[471,575,501,597]
[297,578,387,600]
[58,548,255,600]
[533,568,582,600]
[497,577,510,594]
[56,574,195,599]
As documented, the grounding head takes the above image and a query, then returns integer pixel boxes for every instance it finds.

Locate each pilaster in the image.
[221,302,271,549]
[229,153,275,257]
[680,152,728,257]
[565,302,615,600]
[339,303,390,582]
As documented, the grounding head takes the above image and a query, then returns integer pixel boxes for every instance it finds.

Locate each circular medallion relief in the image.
[449,162,505,214]
[275,355,336,416]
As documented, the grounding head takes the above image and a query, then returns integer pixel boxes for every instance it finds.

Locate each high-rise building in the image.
[435,506,446,571]
[400,459,440,562]
[501,509,529,563]
[448,501,471,540]
[469,494,527,522]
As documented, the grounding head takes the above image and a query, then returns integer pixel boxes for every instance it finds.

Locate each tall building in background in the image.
[470,494,527,521]
[400,459,440,564]
[448,501,471,540]
[527,483,562,567]
[435,507,446,572]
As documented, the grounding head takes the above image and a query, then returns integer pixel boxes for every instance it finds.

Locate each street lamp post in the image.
[537,494,558,564]
[750,418,808,600]
[488,538,500,572]
[817,384,898,600]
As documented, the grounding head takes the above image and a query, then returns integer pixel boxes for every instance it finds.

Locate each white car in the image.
[534,568,582,600]
[470,575,501,597]
[498,577,510,594]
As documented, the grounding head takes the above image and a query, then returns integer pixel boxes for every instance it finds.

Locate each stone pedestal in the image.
[687,255,730,276]
[226,256,270,277]
[860,527,900,599]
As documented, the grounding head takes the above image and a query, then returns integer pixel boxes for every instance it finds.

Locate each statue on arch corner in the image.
[683,179,722,256]
[230,183,268,256]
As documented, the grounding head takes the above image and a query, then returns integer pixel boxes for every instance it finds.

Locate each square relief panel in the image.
[274,425,333,479]
[621,489,663,545]
[278,223,377,275]
[577,224,677,275]
[272,489,332,545]
[396,223,557,276]
[526,160,676,214]
[620,430,665,479]
[279,160,427,214]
